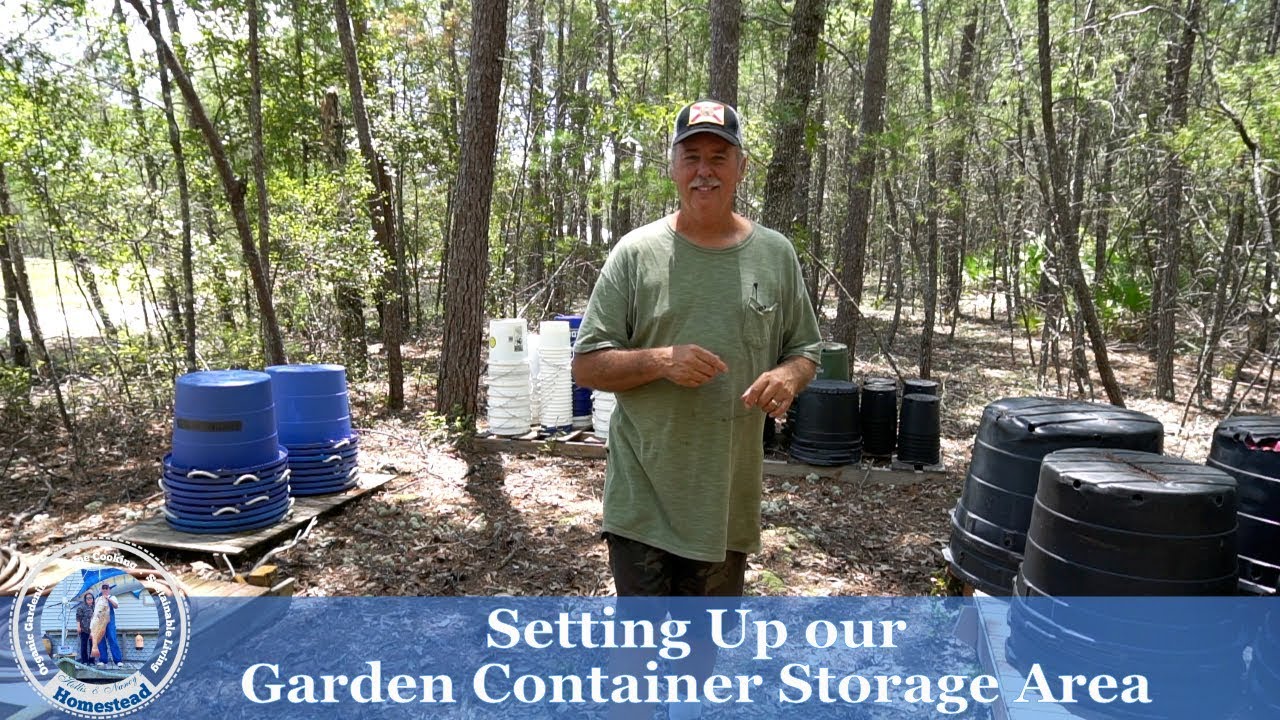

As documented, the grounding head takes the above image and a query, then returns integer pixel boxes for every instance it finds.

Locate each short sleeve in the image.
[778,244,822,365]
[575,246,633,354]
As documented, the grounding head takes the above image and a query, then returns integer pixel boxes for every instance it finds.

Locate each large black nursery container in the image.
[945,397,1164,595]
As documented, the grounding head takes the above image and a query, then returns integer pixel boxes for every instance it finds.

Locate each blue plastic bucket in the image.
[275,392,351,422]
[170,435,282,471]
[267,364,349,396]
[171,370,279,469]
[175,370,274,414]
[278,417,353,445]
[555,314,592,423]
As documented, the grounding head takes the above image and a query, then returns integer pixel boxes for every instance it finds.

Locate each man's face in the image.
[671,134,745,215]
[101,587,110,596]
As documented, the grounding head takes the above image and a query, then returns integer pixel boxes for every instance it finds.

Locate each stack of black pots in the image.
[1205,415,1280,594]
[860,378,898,458]
[788,379,862,466]
[1007,449,1243,720]
[946,397,1164,595]
[897,379,940,466]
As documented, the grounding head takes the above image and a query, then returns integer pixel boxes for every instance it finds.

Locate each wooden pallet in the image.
[116,472,394,556]
[469,436,946,484]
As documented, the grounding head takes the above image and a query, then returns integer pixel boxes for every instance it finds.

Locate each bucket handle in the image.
[233,473,262,485]
[332,437,352,450]
[278,468,292,484]
[324,454,342,464]
[185,469,219,480]
[347,467,360,478]
[212,506,241,516]
[242,494,272,507]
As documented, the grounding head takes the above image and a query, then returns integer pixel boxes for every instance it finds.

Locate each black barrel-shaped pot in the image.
[789,379,861,466]
[860,383,898,458]
[947,397,1164,596]
[897,393,940,465]
[1205,415,1280,594]
[1020,448,1238,596]
[903,378,938,397]
[1005,449,1243,720]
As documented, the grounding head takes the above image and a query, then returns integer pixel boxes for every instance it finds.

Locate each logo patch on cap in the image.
[688,101,726,126]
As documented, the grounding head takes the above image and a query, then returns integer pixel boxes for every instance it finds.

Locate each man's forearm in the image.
[572,348,670,392]
[778,354,818,389]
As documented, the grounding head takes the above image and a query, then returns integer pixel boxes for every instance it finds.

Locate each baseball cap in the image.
[672,100,743,148]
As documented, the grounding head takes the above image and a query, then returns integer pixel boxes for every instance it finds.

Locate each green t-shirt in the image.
[575,217,822,562]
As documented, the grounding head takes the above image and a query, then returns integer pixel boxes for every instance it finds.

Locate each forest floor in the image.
[4,294,1276,597]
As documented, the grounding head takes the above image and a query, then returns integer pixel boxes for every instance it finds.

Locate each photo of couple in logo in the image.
[38,567,161,681]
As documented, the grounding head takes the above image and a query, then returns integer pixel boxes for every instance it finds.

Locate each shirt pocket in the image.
[743,296,778,350]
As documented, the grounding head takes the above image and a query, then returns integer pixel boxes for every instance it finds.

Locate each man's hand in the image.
[742,357,818,419]
[663,344,729,387]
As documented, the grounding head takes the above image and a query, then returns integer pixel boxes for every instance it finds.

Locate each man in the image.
[573,99,822,719]
[96,583,123,667]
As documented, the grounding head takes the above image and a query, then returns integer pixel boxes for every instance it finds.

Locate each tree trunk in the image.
[248,0,272,285]
[708,0,742,106]
[125,0,286,366]
[1152,0,1201,400]
[760,0,826,238]
[150,0,196,370]
[1034,0,1124,406]
[918,0,939,379]
[437,0,509,424]
[321,89,369,377]
[0,163,75,442]
[940,9,979,324]
[0,165,29,368]
[334,0,403,408]
[833,0,893,348]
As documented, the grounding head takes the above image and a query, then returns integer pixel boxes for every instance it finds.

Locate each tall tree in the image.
[760,0,826,238]
[1151,0,1201,400]
[1034,0,1124,405]
[708,0,742,106]
[919,0,940,379]
[437,0,510,424]
[152,0,195,370]
[941,7,980,327]
[0,165,28,368]
[833,0,893,348]
[248,0,273,285]
[125,0,286,365]
[334,0,404,408]
[0,163,75,443]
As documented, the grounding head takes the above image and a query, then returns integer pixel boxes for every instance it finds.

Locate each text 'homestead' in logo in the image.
[8,539,191,718]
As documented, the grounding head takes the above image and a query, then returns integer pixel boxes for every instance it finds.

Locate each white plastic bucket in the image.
[489,319,528,362]
[539,321,572,348]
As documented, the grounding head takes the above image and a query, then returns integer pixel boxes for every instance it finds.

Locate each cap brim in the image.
[672,126,740,148]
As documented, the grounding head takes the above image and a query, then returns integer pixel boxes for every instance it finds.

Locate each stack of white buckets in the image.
[486,319,532,436]
[592,390,616,440]
[535,320,574,430]
[485,318,577,436]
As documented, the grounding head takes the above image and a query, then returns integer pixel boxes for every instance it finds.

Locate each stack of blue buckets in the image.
[162,370,293,534]
[267,364,360,496]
